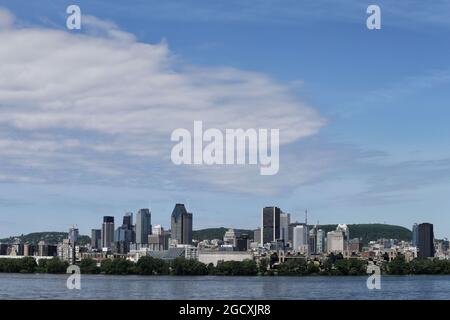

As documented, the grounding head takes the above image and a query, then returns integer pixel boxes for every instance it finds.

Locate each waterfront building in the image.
[309,226,317,254]
[101,216,115,250]
[418,223,435,258]
[123,212,133,230]
[293,224,308,253]
[280,212,290,243]
[68,226,79,244]
[316,229,325,253]
[349,238,363,253]
[170,204,193,245]
[0,243,8,255]
[91,229,101,250]
[412,223,419,247]
[253,228,261,245]
[148,226,170,251]
[136,209,151,245]
[223,229,241,246]
[261,206,281,244]
[23,243,35,256]
[38,241,57,257]
[198,251,253,266]
[327,230,345,253]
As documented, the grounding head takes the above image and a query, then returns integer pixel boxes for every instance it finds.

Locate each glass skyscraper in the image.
[170,203,193,245]
[136,209,151,244]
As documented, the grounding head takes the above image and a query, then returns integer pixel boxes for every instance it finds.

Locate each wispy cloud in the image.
[0,8,325,194]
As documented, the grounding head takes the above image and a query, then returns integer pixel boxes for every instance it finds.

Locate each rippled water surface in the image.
[0,273,449,300]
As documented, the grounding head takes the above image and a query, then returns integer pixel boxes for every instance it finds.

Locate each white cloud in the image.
[0,8,14,29]
[0,9,326,193]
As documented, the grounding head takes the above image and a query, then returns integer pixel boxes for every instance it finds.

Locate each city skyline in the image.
[0,202,445,243]
[1,1,450,239]
[0,203,442,262]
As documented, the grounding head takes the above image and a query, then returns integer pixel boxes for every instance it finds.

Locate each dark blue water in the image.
[0,273,449,300]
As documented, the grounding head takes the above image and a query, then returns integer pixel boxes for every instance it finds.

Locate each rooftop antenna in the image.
[305,209,308,226]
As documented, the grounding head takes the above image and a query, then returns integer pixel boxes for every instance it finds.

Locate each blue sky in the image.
[0,0,450,238]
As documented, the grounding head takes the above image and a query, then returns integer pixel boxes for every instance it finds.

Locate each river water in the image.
[0,273,449,300]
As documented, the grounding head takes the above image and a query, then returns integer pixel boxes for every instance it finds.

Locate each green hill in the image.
[1,224,411,246]
[193,228,254,241]
[193,224,411,244]
[0,232,90,246]
[313,224,412,245]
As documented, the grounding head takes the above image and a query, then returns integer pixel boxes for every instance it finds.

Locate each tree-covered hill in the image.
[193,224,411,244]
[193,228,254,241]
[0,232,90,245]
[1,224,411,246]
[315,224,412,244]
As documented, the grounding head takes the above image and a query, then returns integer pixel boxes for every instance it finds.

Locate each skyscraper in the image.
[136,209,152,245]
[316,229,325,253]
[412,223,418,247]
[171,203,193,245]
[91,229,101,250]
[293,224,308,253]
[261,206,281,244]
[114,213,134,253]
[418,223,434,258]
[101,216,115,249]
[123,212,133,230]
[280,212,290,243]
[309,226,317,254]
[68,226,79,244]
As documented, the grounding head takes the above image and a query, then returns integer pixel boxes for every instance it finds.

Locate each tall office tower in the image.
[123,212,133,230]
[91,229,101,250]
[261,206,281,245]
[418,223,435,258]
[288,222,303,244]
[101,216,115,249]
[280,212,290,243]
[412,223,419,247]
[336,223,350,253]
[136,209,152,245]
[68,226,79,244]
[253,228,261,244]
[309,226,317,254]
[316,229,325,253]
[293,224,308,253]
[171,203,193,245]
[115,227,133,254]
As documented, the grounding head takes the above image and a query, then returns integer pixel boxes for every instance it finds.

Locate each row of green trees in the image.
[386,256,450,275]
[80,257,259,276]
[273,258,367,276]
[2,256,450,276]
[0,257,68,274]
[0,257,260,276]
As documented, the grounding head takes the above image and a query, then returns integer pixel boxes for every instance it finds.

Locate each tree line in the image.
[386,255,450,275]
[1,255,449,276]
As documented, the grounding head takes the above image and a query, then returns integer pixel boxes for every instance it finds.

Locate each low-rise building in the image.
[198,251,253,266]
